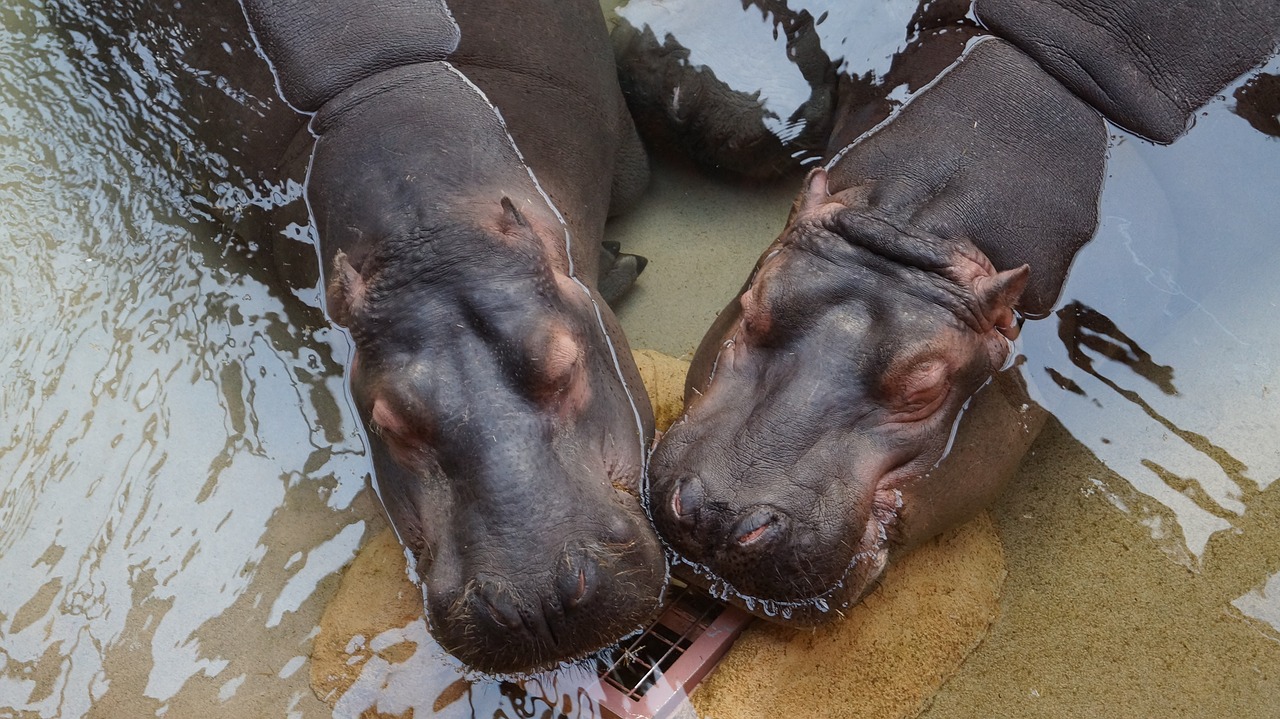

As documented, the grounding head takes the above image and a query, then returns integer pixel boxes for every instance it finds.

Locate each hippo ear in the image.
[975,264,1030,339]
[326,250,366,328]
[787,167,830,223]
[498,196,530,235]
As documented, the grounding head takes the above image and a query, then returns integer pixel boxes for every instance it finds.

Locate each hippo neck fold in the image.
[822,38,1108,317]
[771,170,1025,341]
[817,207,1010,335]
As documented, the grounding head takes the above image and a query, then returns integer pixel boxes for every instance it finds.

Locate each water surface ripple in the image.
[1,0,1279,717]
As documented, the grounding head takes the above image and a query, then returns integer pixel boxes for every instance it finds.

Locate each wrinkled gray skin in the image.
[627,0,1280,622]
[231,0,665,673]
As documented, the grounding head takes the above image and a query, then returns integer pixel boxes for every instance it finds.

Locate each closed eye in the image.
[882,358,950,424]
[527,322,589,412]
[369,394,437,452]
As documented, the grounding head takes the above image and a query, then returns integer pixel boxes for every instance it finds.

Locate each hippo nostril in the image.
[557,554,600,610]
[733,506,785,547]
[738,523,770,545]
[671,475,704,525]
[482,596,522,631]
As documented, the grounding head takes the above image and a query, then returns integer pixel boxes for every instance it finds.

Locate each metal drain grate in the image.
[596,581,752,718]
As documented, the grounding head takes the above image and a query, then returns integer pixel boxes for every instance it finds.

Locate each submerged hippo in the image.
[616,0,1280,621]
[220,0,665,673]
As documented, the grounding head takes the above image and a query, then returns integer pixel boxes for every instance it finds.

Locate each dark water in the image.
[1,0,1277,717]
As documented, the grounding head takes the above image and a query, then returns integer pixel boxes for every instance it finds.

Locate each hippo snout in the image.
[555,551,600,610]
[426,531,666,675]
[664,477,787,550]
[469,555,601,640]
[653,468,865,604]
[668,474,704,529]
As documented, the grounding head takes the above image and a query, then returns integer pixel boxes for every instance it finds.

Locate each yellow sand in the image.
[311,350,1006,718]
[309,526,422,713]
[690,514,1004,719]
[631,348,692,432]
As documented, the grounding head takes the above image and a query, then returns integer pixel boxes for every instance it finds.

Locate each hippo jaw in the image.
[331,200,666,674]
[647,169,1026,620]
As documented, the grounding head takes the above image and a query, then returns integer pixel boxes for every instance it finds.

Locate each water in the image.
[920,82,1280,714]
[1,1,1278,718]
[607,7,1280,714]
[0,1,374,715]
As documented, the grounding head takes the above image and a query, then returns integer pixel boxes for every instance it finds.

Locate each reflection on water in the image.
[1235,571,1280,635]
[1,0,1278,717]
[1017,76,1280,566]
[0,0,373,714]
[328,619,609,719]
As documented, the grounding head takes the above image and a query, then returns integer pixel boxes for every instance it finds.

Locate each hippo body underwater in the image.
[88,0,669,674]
[615,0,1280,622]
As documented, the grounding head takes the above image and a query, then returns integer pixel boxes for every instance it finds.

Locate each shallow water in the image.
[917,68,1280,715]
[1,1,1278,719]
[611,79,1280,715]
[0,2,375,715]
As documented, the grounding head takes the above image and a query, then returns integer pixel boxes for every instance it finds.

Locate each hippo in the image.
[614,0,1280,621]
[187,0,667,674]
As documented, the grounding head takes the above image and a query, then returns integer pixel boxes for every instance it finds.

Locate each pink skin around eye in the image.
[541,325,592,416]
[371,396,410,440]
[885,359,949,423]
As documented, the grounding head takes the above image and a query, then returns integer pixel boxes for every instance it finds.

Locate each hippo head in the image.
[326,196,665,674]
[648,169,1027,619]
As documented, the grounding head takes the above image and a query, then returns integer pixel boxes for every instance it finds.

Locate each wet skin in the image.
[649,169,1028,616]
[339,199,664,673]
[235,0,665,673]
[630,0,1279,621]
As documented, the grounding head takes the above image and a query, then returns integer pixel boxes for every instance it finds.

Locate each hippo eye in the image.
[882,358,950,423]
[371,397,409,438]
[528,323,589,410]
[370,394,436,451]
